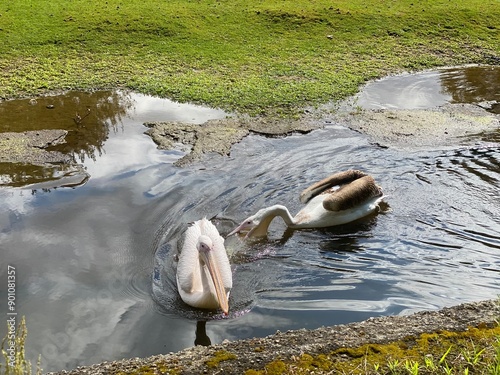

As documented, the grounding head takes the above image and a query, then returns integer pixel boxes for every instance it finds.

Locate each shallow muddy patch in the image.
[334,65,500,149]
[0,91,130,187]
[0,129,69,164]
[0,128,90,187]
[335,103,500,149]
[144,117,319,166]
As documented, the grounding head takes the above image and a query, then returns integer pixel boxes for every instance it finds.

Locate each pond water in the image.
[1,66,499,373]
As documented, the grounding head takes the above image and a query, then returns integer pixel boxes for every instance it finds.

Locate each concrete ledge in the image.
[49,299,499,375]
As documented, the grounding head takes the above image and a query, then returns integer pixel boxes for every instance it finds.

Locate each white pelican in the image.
[228,170,384,238]
[176,218,232,315]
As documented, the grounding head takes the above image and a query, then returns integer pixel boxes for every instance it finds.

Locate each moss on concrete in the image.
[48,300,500,375]
[205,350,238,369]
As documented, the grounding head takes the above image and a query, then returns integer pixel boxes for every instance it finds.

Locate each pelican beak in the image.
[227,225,242,237]
[227,224,259,239]
[201,250,229,315]
[227,221,251,237]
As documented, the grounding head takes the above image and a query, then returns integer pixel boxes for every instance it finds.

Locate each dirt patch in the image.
[48,299,499,375]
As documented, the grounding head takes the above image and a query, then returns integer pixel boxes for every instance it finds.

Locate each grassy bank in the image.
[0,0,499,116]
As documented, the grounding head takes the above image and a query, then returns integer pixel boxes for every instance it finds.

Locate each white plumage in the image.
[176,218,232,314]
[229,170,384,238]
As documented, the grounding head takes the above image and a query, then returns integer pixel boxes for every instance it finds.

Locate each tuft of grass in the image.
[0,317,41,375]
[0,0,499,116]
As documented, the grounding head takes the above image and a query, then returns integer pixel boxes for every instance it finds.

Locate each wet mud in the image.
[0,129,70,164]
[144,116,319,166]
[0,90,129,187]
[334,102,500,149]
[0,129,92,187]
[144,101,500,166]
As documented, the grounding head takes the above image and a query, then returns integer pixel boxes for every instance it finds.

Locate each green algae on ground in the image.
[205,350,237,369]
[244,325,500,375]
[115,361,180,375]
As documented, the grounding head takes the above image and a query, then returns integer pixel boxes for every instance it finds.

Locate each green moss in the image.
[262,360,287,374]
[330,326,500,374]
[297,354,333,371]
[205,350,237,369]
[115,361,179,375]
[245,325,500,374]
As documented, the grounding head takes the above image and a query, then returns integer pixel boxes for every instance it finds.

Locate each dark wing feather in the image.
[299,170,368,204]
[322,175,383,212]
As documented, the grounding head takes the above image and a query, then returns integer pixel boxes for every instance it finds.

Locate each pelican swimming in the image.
[228,170,384,238]
[176,218,232,315]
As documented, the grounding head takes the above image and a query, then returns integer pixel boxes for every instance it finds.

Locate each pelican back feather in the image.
[299,170,368,204]
[322,175,383,212]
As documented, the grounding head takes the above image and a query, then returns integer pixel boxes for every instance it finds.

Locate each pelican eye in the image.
[198,242,212,253]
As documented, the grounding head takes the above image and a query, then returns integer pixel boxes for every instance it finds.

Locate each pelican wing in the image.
[176,222,203,295]
[322,175,383,212]
[299,170,368,204]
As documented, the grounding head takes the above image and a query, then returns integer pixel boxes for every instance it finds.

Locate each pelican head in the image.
[197,235,214,254]
[228,206,280,238]
[228,217,258,237]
